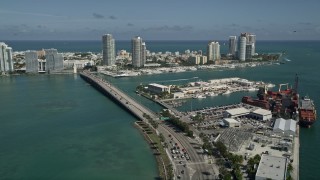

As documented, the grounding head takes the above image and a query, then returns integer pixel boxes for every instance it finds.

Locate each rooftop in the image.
[223,118,240,124]
[256,154,287,180]
[252,108,272,116]
[273,118,296,132]
[225,107,250,115]
[148,83,169,89]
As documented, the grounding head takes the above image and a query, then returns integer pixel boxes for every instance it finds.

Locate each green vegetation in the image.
[143,113,158,129]
[200,133,214,155]
[135,121,174,180]
[160,110,194,138]
[246,154,261,176]
[219,167,232,180]
[192,114,204,123]
[286,163,293,180]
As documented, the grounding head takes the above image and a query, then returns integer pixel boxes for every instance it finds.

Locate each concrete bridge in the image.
[80,71,158,122]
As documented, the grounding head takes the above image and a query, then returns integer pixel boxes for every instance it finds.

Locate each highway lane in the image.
[160,123,216,180]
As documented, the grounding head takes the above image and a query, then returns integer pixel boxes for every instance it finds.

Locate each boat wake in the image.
[284,58,291,62]
[154,77,199,83]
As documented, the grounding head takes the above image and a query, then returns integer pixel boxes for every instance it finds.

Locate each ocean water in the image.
[0,74,158,179]
[0,40,319,179]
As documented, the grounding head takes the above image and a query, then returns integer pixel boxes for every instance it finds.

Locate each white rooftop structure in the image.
[273,118,297,136]
[250,108,272,121]
[223,107,250,118]
[252,108,272,116]
[148,83,169,89]
[148,83,169,94]
[256,154,288,180]
[223,118,241,128]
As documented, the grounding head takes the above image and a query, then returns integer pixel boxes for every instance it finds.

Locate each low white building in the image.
[273,118,297,136]
[223,118,241,128]
[223,107,250,119]
[148,83,169,94]
[250,108,272,121]
[172,92,185,99]
[233,78,254,86]
[208,77,239,84]
[256,154,288,180]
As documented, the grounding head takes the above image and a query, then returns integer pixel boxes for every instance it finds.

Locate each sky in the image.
[0,0,320,40]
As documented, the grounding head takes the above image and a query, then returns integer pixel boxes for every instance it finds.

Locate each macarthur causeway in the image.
[80,69,299,180]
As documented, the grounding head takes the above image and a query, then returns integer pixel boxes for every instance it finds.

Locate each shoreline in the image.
[133,121,171,180]
[99,61,279,78]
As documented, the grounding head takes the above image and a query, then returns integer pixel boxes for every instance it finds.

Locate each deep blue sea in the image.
[1,40,319,179]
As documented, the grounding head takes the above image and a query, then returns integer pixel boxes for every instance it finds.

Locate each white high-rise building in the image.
[45,48,64,72]
[238,33,247,61]
[141,42,146,66]
[0,42,14,73]
[246,44,253,59]
[228,36,237,56]
[207,41,220,62]
[248,34,256,55]
[132,36,146,68]
[25,51,39,73]
[102,34,115,66]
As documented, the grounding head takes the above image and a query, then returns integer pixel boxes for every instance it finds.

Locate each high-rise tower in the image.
[248,34,256,55]
[228,36,237,57]
[25,51,39,73]
[141,42,146,66]
[238,33,247,61]
[0,42,14,73]
[207,41,220,62]
[102,34,116,66]
[45,48,64,71]
[132,36,146,68]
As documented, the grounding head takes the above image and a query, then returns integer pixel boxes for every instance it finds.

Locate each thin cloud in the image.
[230,23,240,27]
[298,22,313,26]
[0,9,65,18]
[109,15,117,20]
[142,25,193,32]
[92,13,105,19]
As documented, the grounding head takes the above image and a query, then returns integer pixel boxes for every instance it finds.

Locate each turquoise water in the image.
[0,40,319,179]
[0,75,158,179]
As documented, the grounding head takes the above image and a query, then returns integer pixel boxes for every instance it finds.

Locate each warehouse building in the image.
[223,107,250,119]
[273,118,297,137]
[223,118,241,128]
[148,83,169,94]
[250,108,272,121]
[256,154,288,180]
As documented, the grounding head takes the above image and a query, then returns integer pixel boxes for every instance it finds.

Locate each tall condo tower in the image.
[132,36,146,68]
[141,42,146,66]
[45,48,64,71]
[0,42,14,73]
[248,34,256,55]
[102,34,116,66]
[207,41,220,62]
[246,44,253,59]
[238,33,247,61]
[228,36,237,57]
[25,51,39,73]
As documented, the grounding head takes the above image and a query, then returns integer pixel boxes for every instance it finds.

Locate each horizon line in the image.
[2,39,320,42]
